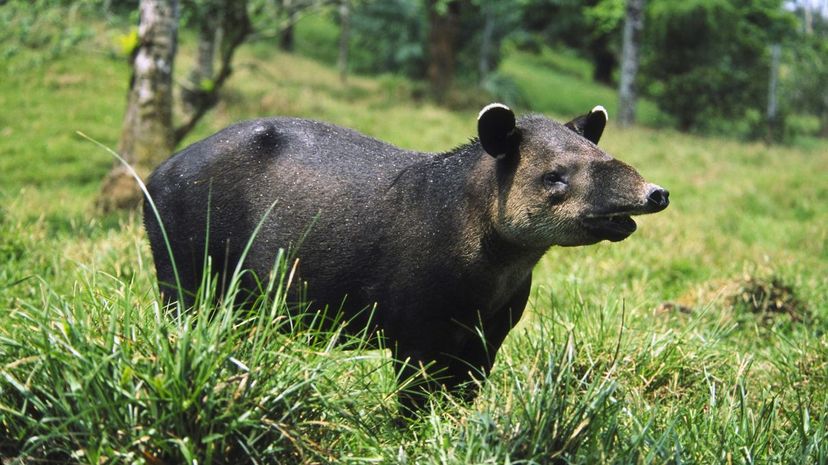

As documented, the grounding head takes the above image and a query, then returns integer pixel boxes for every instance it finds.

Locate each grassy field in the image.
[1,7,828,464]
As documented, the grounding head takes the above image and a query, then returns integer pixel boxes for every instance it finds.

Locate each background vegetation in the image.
[1,0,827,463]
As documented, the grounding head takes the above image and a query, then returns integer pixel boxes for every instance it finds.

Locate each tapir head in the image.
[477,103,669,248]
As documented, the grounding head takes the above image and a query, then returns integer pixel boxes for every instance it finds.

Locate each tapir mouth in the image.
[581,186,670,242]
[581,214,638,242]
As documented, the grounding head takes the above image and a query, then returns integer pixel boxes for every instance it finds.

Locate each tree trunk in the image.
[766,43,781,141]
[591,39,616,85]
[426,0,460,101]
[181,9,217,121]
[618,0,645,128]
[338,0,350,84]
[98,0,178,212]
[821,81,828,137]
[280,0,296,51]
[479,2,495,85]
[803,4,813,35]
[173,0,250,145]
[821,105,828,138]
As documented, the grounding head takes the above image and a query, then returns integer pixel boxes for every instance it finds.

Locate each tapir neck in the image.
[446,143,548,272]
[476,155,549,268]
[386,142,546,276]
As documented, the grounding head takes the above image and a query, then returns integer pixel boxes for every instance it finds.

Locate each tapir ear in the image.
[478,103,518,158]
[565,105,608,144]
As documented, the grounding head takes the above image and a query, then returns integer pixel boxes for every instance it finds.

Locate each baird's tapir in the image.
[144,103,669,412]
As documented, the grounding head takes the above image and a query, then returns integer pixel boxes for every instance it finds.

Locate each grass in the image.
[1,5,828,464]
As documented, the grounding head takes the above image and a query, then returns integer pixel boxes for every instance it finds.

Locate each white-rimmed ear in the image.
[565,105,608,144]
[478,103,518,158]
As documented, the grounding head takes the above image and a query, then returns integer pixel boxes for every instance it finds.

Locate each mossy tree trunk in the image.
[98,0,178,212]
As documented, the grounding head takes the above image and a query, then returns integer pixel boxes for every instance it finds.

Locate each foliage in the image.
[641,0,796,133]
[336,0,521,85]
[517,0,624,84]
[245,0,337,40]
[456,0,524,83]
[114,27,139,57]
[348,0,427,78]
[783,32,828,137]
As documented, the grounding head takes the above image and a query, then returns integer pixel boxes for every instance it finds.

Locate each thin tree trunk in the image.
[182,11,217,120]
[591,39,616,85]
[426,0,460,101]
[767,43,781,141]
[618,0,645,128]
[821,73,828,137]
[174,0,250,145]
[98,0,178,212]
[821,102,828,137]
[479,3,495,85]
[338,0,350,84]
[280,0,296,51]
[803,4,813,35]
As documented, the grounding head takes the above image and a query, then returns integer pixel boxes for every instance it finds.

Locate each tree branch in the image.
[174,0,250,145]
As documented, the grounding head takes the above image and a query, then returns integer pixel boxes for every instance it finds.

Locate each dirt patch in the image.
[728,275,811,324]
[657,274,811,325]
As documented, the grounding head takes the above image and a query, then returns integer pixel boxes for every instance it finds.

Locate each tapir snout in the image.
[646,184,670,212]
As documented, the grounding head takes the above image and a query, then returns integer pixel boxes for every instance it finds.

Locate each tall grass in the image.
[3,264,825,463]
[1,250,375,462]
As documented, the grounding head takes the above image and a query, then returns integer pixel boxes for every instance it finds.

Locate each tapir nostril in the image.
[647,187,670,209]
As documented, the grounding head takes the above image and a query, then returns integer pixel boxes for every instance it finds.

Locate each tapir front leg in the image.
[393,278,531,414]
[448,277,531,401]
[392,320,474,416]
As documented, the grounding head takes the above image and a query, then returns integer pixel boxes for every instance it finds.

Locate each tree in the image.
[519,0,623,85]
[175,0,251,143]
[584,0,624,84]
[785,1,828,137]
[618,0,645,127]
[478,0,496,82]
[98,0,178,212]
[469,0,521,86]
[344,0,516,93]
[98,0,251,211]
[766,42,781,140]
[337,0,350,83]
[278,0,299,51]
[181,0,218,121]
[786,35,828,137]
[426,0,462,100]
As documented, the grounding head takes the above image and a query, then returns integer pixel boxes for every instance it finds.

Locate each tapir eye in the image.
[542,172,567,190]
